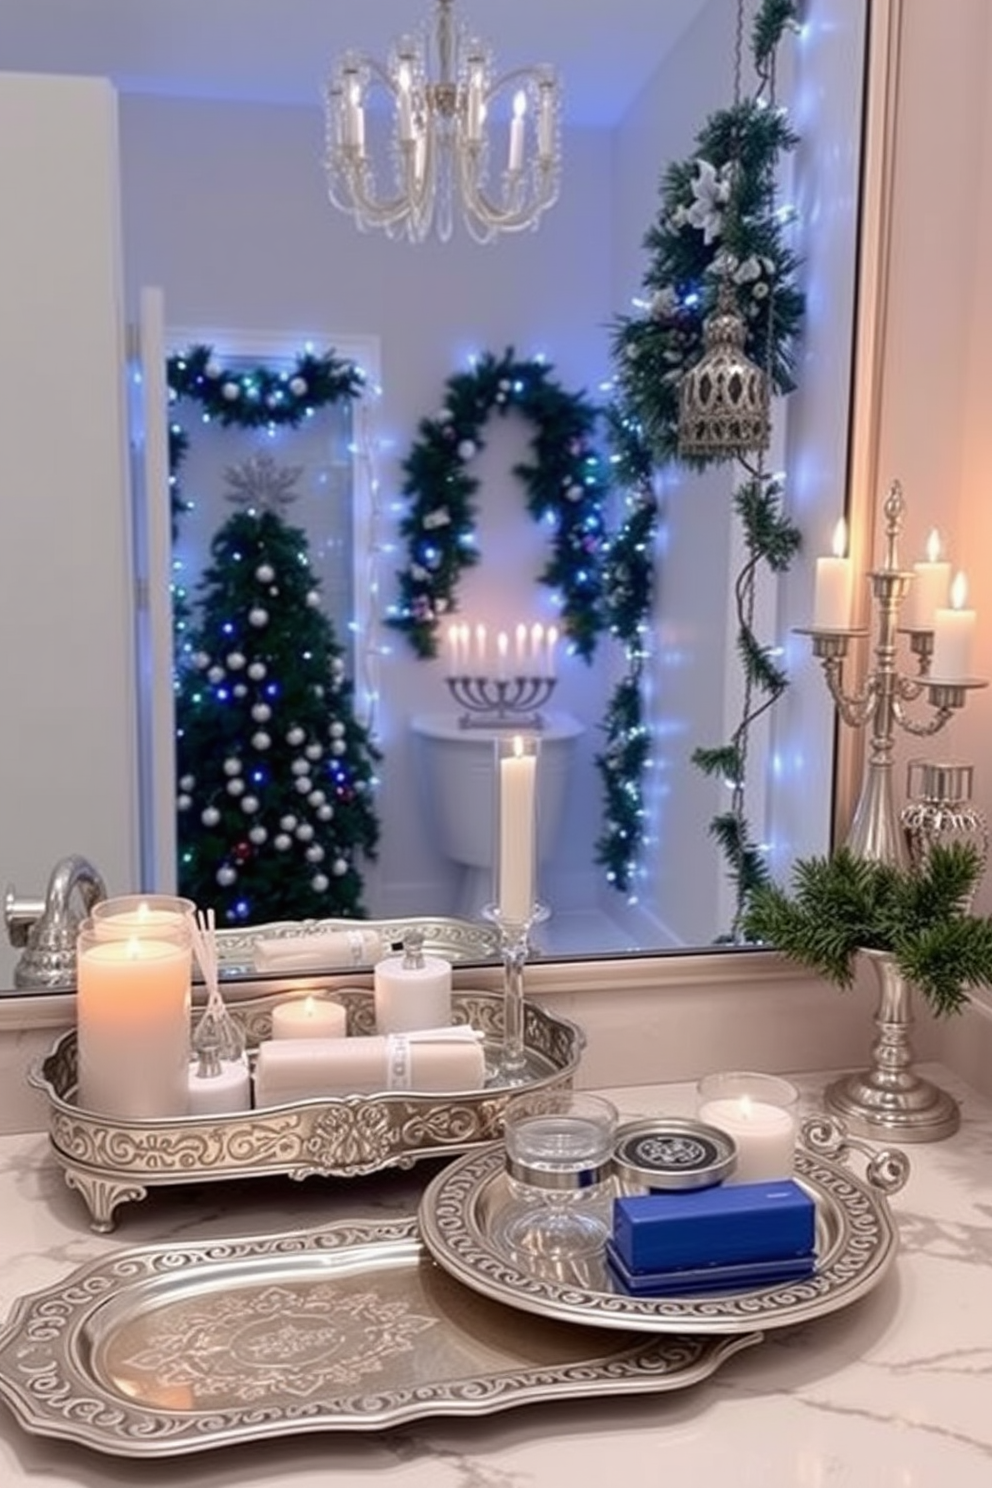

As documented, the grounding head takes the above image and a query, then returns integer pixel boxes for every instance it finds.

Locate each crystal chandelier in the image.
[323,0,562,245]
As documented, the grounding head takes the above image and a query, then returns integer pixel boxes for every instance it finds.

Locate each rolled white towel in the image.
[253,1027,487,1105]
[252,927,387,973]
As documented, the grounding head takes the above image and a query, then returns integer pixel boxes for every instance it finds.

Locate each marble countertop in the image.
[0,1065,990,1487]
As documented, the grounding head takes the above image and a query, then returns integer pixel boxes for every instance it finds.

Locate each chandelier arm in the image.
[457,156,558,233]
[890,698,956,738]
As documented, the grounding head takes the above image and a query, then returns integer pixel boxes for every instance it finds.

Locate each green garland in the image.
[167,343,365,527]
[388,348,610,661]
[601,0,804,916]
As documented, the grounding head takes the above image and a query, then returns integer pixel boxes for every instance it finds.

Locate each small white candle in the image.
[546,624,559,679]
[497,735,538,923]
[698,1094,797,1184]
[496,629,509,680]
[538,84,554,158]
[187,1055,252,1116]
[931,571,976,680]
[530,622,544,676]
[446,622,461,677]
[515,623,528,668]
[77,933,192,1119]
[813,518,853,630]
[271,994,347,1040]
[474,623,487,673]
[466,59,484,141]
[508,90,526,172]
[906,529,951,631]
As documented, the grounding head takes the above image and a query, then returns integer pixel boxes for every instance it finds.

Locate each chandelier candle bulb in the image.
[931,572,976,680]
[508,91,526,172]
[907,529,951,631]
[812,518,853,630]
[374,933,452,1034]
[76,928,192,1120]
[496,734,539,923]
[271,994,347,1040]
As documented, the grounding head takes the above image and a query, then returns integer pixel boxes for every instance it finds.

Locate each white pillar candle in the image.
[497,735,538,923]
[931,571,976,680]
[271,994,347,1040]
[812,518,853,630]
[77,932,192,1120]
[374,938,452,1033]
[906,529,951,631]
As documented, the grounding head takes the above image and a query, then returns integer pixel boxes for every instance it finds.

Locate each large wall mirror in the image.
[0,0,892,985]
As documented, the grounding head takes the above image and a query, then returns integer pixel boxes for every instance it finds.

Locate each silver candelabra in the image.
[446,675,557,730]
[800,480,985,866]
[800,479,987,1142]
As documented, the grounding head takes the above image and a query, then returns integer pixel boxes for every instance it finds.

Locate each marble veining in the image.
[0,1065,988,1485]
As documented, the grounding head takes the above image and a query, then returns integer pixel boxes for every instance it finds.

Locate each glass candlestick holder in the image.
[482,902,549,1087]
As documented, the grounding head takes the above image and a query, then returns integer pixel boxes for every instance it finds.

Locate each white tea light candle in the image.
[696,1071,799,1184]
[813,518,853,630]
[271,994,347,1040]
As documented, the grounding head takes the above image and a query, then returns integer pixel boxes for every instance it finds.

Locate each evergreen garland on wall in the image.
[603,0,805,921]
[388,347,610,662]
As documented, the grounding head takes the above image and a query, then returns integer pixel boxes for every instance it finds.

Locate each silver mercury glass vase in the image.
[900,760,989,907]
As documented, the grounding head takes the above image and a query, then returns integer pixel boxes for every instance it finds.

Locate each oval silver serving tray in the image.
[0,1215,761,1458]
[214,914,500,975]
[29,989,583,1234]
[418,1138,902,1335]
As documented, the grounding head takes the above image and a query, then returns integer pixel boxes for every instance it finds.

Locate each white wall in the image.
[0,74,139,987]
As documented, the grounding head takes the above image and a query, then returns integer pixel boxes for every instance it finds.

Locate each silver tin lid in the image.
[612,1118,737,1191]
[504,1152,613,1192]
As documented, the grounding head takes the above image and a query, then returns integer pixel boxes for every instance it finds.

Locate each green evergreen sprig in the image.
[741,843,992,1017]
[389,348,610,661]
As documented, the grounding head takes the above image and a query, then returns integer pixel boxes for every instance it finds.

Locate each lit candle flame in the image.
[926,528,942,563]
[303,995,315,1018]
[738,1094,754,1120]
[951,571,969,610]
[831,518,848,559]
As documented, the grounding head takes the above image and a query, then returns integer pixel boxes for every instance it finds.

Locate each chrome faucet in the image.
[4,854,107,989]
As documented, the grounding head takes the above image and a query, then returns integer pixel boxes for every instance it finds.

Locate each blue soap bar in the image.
[612,1179,815,1274]
[604,1239,816,1297]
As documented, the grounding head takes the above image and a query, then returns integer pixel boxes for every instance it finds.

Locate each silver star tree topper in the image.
[223,451,304,512]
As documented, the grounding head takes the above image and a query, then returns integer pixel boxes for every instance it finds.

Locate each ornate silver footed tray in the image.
[418,1115,910,1335]
[0,1215,760,1458]
[29,989,583,1234]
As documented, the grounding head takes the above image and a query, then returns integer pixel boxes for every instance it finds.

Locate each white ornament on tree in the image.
[256,563,275,583]
[250,731,271,751]
[274,833,292,851]
[248,608,269,628]
[248,662,267,680]
[201,806,221,827]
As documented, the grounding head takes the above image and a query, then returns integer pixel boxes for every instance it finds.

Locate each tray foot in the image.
[63,1166,148,1233]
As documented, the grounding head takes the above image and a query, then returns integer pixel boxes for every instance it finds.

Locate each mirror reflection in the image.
[0,0,868,985]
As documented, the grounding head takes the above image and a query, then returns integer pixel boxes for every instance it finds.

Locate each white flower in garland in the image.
[685,158,733,244]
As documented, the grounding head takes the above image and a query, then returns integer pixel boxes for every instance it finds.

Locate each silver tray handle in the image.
[799,1112,911,1197]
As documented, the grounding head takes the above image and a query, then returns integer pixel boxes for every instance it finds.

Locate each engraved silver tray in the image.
[0,1215,760,1458]
[29,989,583,1234]
[418,1116,910,1335]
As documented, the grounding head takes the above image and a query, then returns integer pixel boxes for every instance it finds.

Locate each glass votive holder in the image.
[75,920,193,1120]
[90,894,195,939]
[494,1089,618,1261]
[695,1071,800,1185]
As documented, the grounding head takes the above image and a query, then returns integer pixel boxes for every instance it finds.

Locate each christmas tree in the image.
[175,452,380,923]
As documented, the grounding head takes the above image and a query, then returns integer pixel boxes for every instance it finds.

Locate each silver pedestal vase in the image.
[824,948,960,1142]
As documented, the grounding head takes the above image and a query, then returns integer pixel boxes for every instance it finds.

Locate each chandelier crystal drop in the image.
[323,0,562,245]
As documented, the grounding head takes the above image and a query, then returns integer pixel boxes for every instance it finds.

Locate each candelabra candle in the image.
[446,674,557,729]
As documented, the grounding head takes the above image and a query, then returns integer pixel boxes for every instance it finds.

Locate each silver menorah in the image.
[446,675,557,730]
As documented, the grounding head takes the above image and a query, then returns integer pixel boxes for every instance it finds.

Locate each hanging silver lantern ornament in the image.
[677,277,771,461]
[900,759,989,906]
